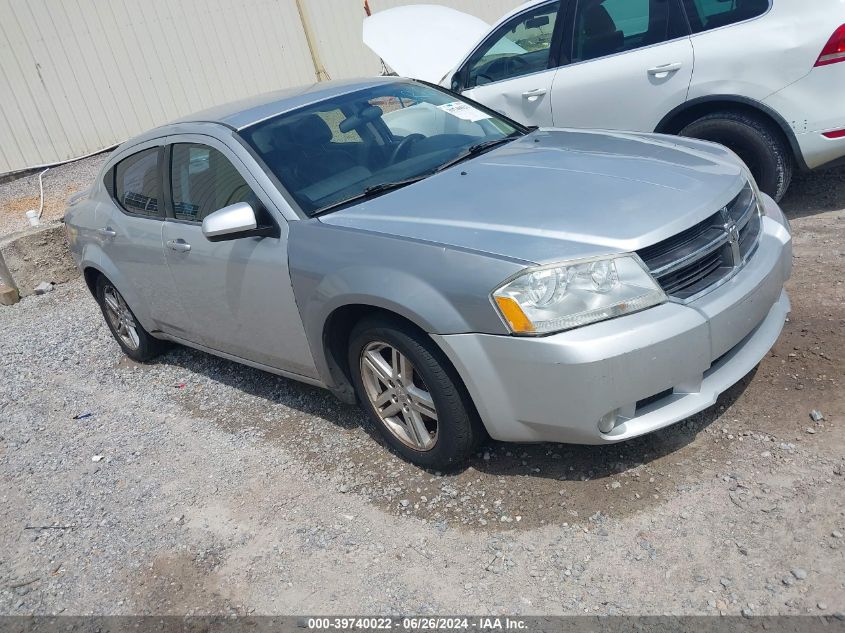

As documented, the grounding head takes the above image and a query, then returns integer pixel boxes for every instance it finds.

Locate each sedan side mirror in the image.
[202,202,276,242]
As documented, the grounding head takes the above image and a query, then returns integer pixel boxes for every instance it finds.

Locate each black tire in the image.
[679,110,793,201]
[95,275,168,362]
[348,315,484,470]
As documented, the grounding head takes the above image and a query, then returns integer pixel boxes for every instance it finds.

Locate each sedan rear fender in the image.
[79,246,156,334]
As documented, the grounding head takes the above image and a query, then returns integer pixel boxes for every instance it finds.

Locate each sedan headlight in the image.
[492,255,666,335]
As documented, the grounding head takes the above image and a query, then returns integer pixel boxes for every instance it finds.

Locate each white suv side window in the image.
[681,0,770,32]
[572,0,687,63]
[465,2,560,88]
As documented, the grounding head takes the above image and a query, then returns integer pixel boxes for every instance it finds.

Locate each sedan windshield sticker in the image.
[437,102,491,122]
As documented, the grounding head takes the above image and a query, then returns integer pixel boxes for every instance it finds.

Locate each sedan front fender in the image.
[288,221,525,388]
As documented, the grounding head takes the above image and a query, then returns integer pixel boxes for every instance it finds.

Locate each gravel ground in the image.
[0,161,843,616]
[0,154,108,236]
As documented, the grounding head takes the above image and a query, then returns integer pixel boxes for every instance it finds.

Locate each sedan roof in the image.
[173,77,401,131]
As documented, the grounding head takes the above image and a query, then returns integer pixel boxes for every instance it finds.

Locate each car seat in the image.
[580,2,624,61]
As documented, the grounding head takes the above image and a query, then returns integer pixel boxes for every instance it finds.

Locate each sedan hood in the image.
[320,130,747,266]
[363,4,490,83]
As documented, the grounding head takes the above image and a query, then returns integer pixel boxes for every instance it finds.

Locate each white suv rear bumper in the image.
[764,63,845,169]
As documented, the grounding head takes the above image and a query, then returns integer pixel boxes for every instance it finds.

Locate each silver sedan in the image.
[65,78,792,469]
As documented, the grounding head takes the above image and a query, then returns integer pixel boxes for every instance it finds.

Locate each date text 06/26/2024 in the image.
[306,617,528,630]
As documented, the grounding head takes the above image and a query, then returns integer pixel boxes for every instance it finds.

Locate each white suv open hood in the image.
[363,4,491,84]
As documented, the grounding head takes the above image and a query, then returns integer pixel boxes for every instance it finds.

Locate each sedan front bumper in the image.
[433,197,792,444]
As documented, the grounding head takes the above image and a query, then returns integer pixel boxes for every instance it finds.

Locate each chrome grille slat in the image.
[660,252,727,298]
[637,217,718,268]
[662,251,722,289]
[637,183,763,302]
[649,231,728,277]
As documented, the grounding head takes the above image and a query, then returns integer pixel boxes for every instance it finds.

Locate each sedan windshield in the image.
[238,81,524,216]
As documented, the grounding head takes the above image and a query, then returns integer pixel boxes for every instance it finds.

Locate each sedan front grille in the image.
[658,248,728,297]
[637,183,762,301]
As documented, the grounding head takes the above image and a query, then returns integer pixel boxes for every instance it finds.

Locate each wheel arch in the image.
[654,95,808,171]
[82,266,101,297]
[320,302,445,405]
[79,258,155,333]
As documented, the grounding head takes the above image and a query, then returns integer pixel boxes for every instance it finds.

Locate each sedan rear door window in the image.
[114,148,162,218]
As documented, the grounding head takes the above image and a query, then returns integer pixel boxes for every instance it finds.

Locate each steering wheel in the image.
[390,133,425,164]
[499,56,529,79]
[478,56,529,85]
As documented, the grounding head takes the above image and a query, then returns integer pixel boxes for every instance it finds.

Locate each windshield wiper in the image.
[362,176,429,196]
[311,133,522,217]
[434,133,522,174]
[311,174,429,217]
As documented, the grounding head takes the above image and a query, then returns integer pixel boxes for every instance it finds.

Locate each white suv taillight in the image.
[815,24,845,67]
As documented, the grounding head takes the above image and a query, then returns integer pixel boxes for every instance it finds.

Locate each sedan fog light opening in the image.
[598,409,620,434]
[492,255,666,335]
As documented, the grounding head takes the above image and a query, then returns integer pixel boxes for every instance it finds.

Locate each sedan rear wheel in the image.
[349,316,484,470]
[96,275,167,362]
[102,284,141,351]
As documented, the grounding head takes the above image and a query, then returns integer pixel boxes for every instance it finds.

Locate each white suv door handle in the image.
[522,88,548,98]
[166,239,191,253]
[97,227,116,238]
[648,62,683,76]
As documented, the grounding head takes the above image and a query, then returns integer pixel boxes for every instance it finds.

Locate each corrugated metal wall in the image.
[0,0,520,175]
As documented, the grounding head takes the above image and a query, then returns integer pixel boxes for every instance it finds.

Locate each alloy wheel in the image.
[102,284,140,351]
[359,341,438,451]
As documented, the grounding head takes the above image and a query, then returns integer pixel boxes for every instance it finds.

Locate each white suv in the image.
[364,0,845,200]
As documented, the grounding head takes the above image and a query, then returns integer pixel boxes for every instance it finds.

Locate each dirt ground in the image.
[0,162,843,616]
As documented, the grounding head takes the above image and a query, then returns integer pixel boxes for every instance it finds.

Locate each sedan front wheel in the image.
[349,316,483,469]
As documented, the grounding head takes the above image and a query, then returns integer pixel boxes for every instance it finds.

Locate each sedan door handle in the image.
[648,62,683,76]
[166,239,191,253]
[522,88,548,98]
[97,227,116,238]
